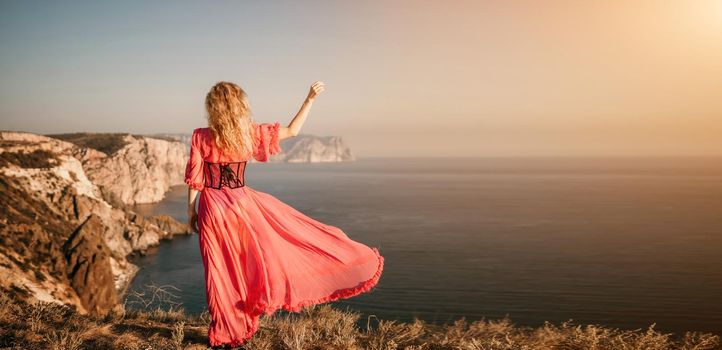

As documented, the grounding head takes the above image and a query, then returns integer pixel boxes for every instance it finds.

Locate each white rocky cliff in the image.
[48,133,188,205]
[0,131,189,315]
[272,135,355,163]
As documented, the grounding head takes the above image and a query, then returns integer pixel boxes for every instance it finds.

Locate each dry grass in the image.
[0,148,60,169]
[0,290,718,350]
[47,132,131,155]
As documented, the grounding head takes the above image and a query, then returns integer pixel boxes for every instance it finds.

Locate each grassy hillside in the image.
[0,291,718,350]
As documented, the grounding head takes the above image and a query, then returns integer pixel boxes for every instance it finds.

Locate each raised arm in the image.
[278,81,325,141]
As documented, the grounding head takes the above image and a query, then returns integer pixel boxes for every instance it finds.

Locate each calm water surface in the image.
[128,157,722,334]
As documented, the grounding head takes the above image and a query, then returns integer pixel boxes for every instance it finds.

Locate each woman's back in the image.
[184,122,281,191]
[184,81,383,348]
[192,122,281,162]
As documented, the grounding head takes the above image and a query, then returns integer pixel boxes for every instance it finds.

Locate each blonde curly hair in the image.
[205,81,256,156]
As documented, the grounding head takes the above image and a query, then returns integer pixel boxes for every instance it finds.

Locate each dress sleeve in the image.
[184,128,205,191]
[253,122,283,162]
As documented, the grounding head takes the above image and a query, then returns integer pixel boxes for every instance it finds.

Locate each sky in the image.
[1,0,721,157]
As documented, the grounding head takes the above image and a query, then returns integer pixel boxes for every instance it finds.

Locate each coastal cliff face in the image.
[49,133,188,205]
[0,131,189,316]
[155,132,356,163]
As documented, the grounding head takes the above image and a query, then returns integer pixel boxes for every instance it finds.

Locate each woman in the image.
[185,81,384,348]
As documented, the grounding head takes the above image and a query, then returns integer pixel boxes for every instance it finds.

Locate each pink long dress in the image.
[184,122,384,347]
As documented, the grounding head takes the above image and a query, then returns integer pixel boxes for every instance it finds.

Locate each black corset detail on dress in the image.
[204,161,247,189]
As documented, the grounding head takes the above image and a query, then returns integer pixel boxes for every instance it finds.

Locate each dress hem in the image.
[209,246,385,347]
[252,246,385,316]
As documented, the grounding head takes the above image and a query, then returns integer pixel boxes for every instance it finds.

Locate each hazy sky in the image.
[1,1,721,157]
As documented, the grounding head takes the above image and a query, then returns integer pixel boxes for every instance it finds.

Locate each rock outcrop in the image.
[62,214,118,314]
[272,135,355,163]
[154,132,355,163]
[0,131,190,316]
[48,132,188,205]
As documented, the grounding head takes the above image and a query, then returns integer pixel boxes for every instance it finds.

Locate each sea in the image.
[127,156,722,334]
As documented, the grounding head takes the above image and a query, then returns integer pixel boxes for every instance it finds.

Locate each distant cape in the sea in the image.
[152,132,356,163]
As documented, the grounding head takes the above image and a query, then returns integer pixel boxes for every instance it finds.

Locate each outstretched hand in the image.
[307,81,325,100]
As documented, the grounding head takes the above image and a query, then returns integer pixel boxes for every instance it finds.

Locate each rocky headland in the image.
[272,134,355,163]
[49,132,188,206]
[0,131,190,316]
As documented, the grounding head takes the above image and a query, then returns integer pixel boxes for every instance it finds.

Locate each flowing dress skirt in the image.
[196,185,384,347]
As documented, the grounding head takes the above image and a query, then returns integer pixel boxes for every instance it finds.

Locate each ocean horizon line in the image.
[355,154,722,160]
